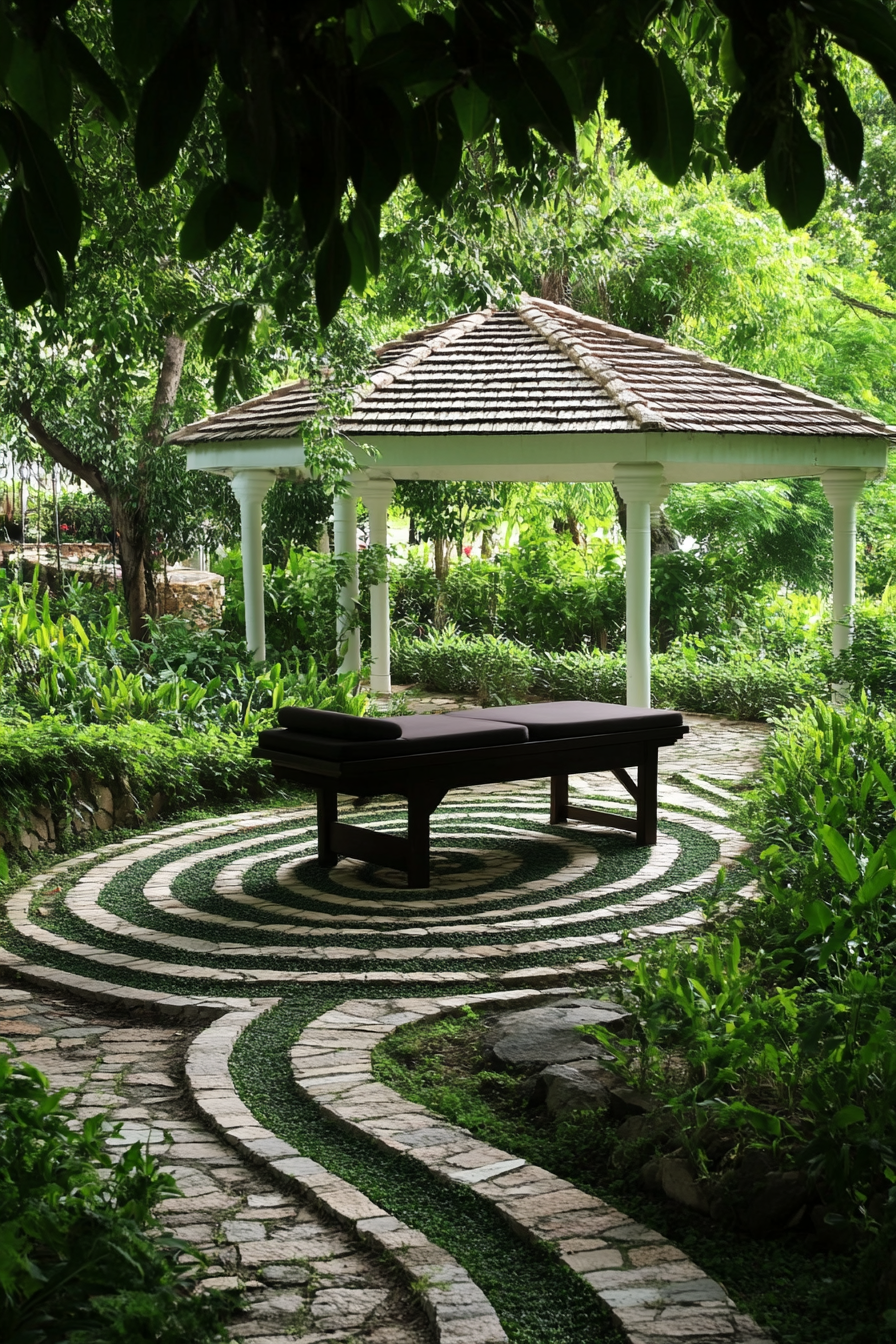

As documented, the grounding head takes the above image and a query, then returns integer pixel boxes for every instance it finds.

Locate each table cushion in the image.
[447,700,683,739]
[258,714,529,762]
[278,706,402,740]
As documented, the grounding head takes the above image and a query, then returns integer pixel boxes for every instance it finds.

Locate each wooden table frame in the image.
[254,721,687,889]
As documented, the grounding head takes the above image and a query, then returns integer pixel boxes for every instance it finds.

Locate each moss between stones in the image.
[230,998,627,1344]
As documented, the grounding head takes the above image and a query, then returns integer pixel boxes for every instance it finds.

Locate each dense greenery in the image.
[0,1049,238,1344]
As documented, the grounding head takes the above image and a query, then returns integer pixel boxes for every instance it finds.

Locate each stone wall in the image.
[1,770,166,861]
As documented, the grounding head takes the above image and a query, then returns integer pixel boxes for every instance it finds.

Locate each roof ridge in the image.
[357,307,494,404]
[375,312,484,353]
[527,294,894,435]
[518,295,669,431]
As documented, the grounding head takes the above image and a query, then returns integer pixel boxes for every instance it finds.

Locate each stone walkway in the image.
[0,715,773,1344]
[0,982,429,1344]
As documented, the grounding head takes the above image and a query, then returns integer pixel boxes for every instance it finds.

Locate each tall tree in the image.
[0,0,893,348]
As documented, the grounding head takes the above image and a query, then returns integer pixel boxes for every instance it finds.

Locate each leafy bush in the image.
[394,630,825,721]
[0,1049,237,1343]
[580,699,896,1238]
[393,628,534,705]
[0,569,367,730]
[0,719,276,840]
[219,546,341,667]
[835,601,896,704]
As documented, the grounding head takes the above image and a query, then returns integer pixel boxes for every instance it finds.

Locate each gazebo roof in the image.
[171,296,894,447]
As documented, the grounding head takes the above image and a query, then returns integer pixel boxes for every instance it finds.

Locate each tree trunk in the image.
[18,333,187,642]
[433,535,450,581]
[140,334,186,624]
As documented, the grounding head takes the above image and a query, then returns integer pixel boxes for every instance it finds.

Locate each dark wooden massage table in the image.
[253,701,688,888]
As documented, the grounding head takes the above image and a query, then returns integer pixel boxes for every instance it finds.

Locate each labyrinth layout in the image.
[0,757,773,1344]
[2,775,750,993]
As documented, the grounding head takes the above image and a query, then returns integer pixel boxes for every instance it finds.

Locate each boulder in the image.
[481,998,633,1069]
[608,1085,658,1120]
[658,1155,711,1215]
[541,1063,614,1117]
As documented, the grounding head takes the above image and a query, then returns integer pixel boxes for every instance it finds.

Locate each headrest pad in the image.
[277,706,402,740]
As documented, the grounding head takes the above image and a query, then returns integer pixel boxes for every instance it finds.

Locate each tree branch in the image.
[815,277,896,321]
[145,334,187,446]
[17,398,110,501]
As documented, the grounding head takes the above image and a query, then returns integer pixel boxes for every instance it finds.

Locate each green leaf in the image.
[872,760,896,807]
[498,110,532,170]
[719,22,746,91]
[816,75,863,183]
[805,899,834,935]
[604,41,658,160]
[726,89,776,173]
[515,50,576,155]
[212,358,232,407]
[344,224,367,297]
[0,847,7,881]
[764,110,826,230]
[112,0,200,76]
[315,222,352,329]
[134,19,213,189]
[452,82,491,142]
[200,310,228,361]
[820,824,861,885]
[179,180,220,260]
[647,49,694,186]
[59,30,128,128]
[832,1104,866,1128]
[411,96,462,202]
[348,197,380,277]
[0,186,45,309]
[6,32,72,138]
[16,108,82,264]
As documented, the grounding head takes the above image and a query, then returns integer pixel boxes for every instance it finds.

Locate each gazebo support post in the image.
[229,469,276,661]
[822,468,866,662]
[615,464,666,707]
[361,479,395,695]
[333,487,361,674]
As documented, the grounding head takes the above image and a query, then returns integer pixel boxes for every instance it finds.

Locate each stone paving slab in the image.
[287,993,773,1344]
[0,983,432,1344]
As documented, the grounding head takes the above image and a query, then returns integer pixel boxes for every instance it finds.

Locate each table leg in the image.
[636,752,658,846]
[550,775,569,824]
[316,786,339,867]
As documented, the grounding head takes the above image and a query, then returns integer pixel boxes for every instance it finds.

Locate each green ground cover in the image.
[230,998,626,1344]
[371,1007,882,1344]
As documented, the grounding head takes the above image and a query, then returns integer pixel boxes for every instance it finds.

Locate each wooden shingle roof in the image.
[169,297,894,446]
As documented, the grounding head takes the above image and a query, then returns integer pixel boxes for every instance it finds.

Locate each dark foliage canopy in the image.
[1,0,895,326]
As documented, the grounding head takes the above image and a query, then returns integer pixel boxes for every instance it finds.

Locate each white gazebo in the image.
[169,297,893,705]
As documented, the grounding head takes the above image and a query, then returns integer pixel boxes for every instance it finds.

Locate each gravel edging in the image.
[185,1000,509,1344]
[289,992,774,1344]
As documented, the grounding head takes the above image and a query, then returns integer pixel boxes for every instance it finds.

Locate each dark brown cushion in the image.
[278,706,402,740]
[258,714,528,762]
[448,700,683,739]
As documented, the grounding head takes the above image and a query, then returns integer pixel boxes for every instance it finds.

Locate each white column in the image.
[333,487,361,674]
[361,479,395,695]
[821,468,866,659]
[614,464,666,707]
[229,470,276,661]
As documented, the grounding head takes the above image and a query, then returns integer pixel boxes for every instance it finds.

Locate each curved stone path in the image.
[0,716,772,1344]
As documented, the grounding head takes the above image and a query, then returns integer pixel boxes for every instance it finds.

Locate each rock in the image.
[641,1156,663,1192]
[716,1151,810,1237]
[260,1265,311,1286]
[658,1155,711,1214]
[481,999,633,1070]
[541,1063,613,1117]
[617,1109,673,1142]
[608,1086,658,1120]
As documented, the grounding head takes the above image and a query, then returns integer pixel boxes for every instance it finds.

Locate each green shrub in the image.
[0,1049,237,1343]
[0,719,276,839]
[0,570,367,730]
[835,602,896,704]
[393,629,535,704]
[395,630,825,721]
[578,698,896,1235]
